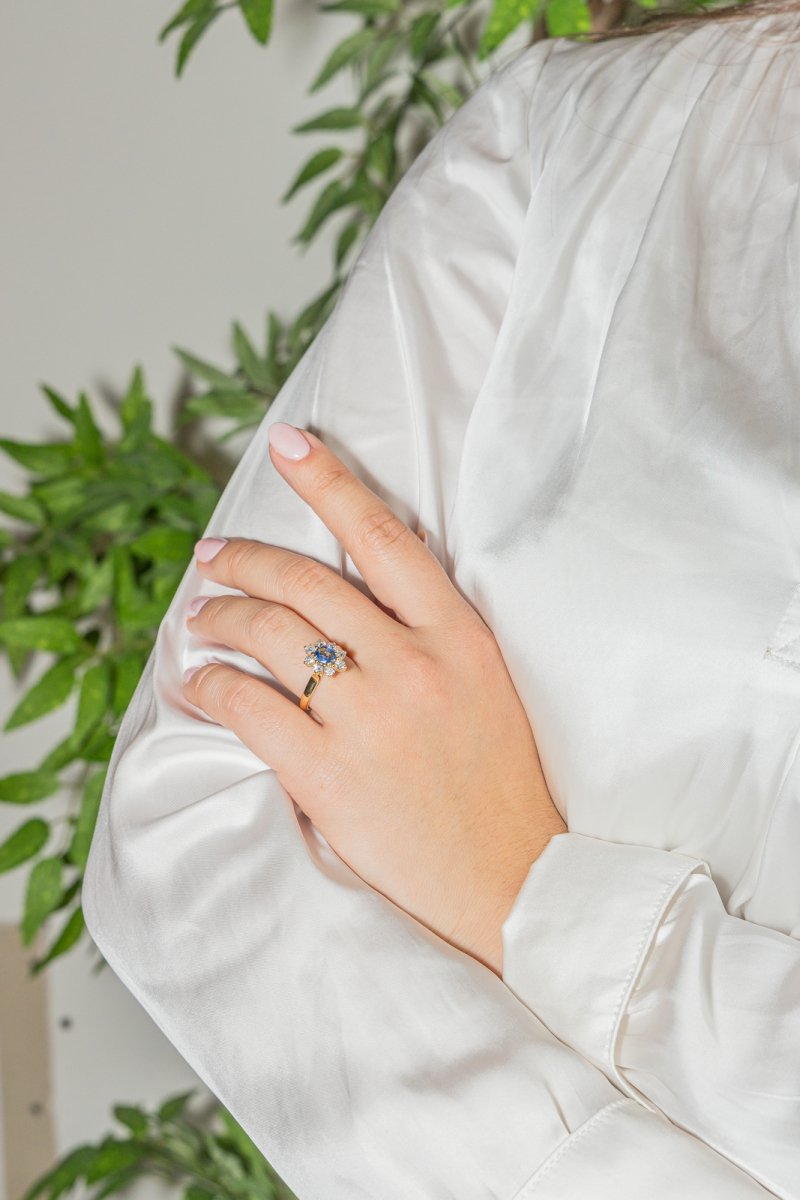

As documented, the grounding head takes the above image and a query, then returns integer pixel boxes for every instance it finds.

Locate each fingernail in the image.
[187,595,211,617]
[194,537,227,562]
[183,665,200,684]
[268,421,311,461]
[418,528,428,545]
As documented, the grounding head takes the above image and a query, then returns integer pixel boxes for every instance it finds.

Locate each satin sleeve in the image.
[82,41,777,1200]
[501,831,800,1199]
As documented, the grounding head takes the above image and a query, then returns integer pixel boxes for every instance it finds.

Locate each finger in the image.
[266,422,461,628]
[186,593,361,722]
[192,540,397,662]
[181,660,322,788]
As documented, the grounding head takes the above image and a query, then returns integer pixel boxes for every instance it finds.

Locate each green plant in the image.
[0,370,219,971]
[22,1089,298,1200]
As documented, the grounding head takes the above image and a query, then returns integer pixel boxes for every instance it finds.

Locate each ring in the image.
[299,639,348,712]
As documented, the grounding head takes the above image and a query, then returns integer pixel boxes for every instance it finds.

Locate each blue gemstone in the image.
[315,644,336,664]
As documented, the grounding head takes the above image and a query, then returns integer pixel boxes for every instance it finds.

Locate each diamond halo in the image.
[303,639,348,677]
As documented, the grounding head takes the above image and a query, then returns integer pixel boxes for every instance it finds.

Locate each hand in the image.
[182,422,566,975]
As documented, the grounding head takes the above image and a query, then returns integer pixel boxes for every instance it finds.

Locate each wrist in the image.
[453,826,561,976]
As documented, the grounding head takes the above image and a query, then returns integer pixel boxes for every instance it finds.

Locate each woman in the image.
[82,4,800,1197]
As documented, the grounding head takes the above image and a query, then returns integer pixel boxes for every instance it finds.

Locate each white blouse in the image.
[83,10,800,1198]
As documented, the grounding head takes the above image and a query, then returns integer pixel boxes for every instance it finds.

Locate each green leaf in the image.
[319,0,399,12]
[176,9,223,75]
[30,474,87,522]
[282,147,345,203]
[287,281,342,345]
[111,651,146,718]
[266,309,282,362]
[292,107,364,133]
[0,439,73,477]
[201,1133,247,1180]
[113,1105,149,1136]
[39,735,83,774]
[365,127,395,183]
[309,28,377,93]
[91,1166,142,1200]
[239,0,273,43]
[77,557,114,615]
[217,1108,272,1180]
[119,366,153,450]
[360,30,405,97]
[2,553,43,618]
[31,904,86,972]
[0,615,86,653]
[0,818,49,874]
[183,390,265,422]
[4,656,78,732]
[335,217,363,269]
[22,855,64,944]
[83,502,140,535]
[417,72,466,111]
[73,660,112,745]
[21,1144,99,1200]
[226,323,266,393]
[0,769,61,805]
[129,528,196,562]
[409,11,440,60]
[478,0,543,57]
[173,347,243,390]
[545,0,591,34]
[159,0,216,40]
[74,392,105,466]
[0,489,45,523]
[83,1139,144,1184]
[411,73,445,124]
[296,178,347,243]
[40,384,77,426]
[80,725,117,764]
[67,769,107,870]
[158,1090,197,1122]
[46,541,83,586]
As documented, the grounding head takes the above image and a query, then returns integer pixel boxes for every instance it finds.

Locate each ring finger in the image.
[185,593,361,722]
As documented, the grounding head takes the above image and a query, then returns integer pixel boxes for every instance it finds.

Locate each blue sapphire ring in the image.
[299,639,348,712]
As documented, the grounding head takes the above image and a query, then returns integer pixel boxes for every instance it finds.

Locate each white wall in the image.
[0,3,352,1196]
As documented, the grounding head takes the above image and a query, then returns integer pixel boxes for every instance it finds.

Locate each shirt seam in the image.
[509,1097,632,1197]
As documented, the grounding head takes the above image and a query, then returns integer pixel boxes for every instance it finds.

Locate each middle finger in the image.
[194,538,396,660]
[186,592,363,721]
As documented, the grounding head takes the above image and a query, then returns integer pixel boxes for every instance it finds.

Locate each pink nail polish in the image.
[183,666,200,684]
[187,595,210,617]
[194,537,227,562]
[268,421,311,460]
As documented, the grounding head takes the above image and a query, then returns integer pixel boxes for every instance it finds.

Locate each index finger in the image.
[267,421,458,628]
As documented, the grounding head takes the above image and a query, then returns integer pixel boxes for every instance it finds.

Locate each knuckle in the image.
[225,539,262,577]
[222,672,263,718]
[247,602,287,642]
[400,643,441,693]
[192,664,261,719]
[313,464,350,499]
[279,555,331,597]
[466,616,499,661]
[355,508,409,558]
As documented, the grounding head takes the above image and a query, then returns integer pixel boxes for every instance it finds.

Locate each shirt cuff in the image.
[500,831,709,1106]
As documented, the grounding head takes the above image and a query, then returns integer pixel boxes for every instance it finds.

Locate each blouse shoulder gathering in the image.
[83,11,799,1199]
